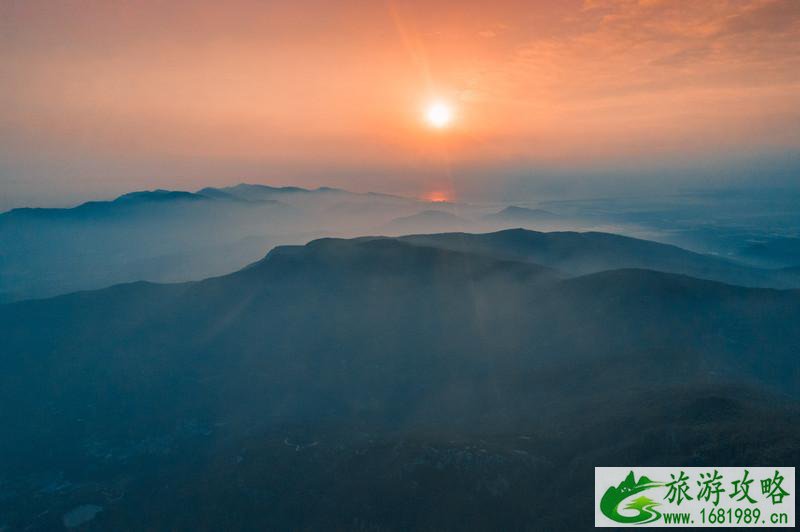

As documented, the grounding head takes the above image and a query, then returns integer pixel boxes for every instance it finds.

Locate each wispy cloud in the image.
[1,0,798,202]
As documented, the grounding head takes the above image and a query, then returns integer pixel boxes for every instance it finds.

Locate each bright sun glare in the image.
[424,101,453,129]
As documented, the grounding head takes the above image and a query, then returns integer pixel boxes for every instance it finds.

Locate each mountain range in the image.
[396,229,800,288]
[2,231,799,530]
[0,185,423,302]
[5,184,798,304]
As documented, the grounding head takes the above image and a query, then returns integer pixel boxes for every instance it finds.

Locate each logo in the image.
[600,471,663,524]
[595,467,795,527]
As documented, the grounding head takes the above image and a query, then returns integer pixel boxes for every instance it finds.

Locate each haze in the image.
[3,4,800,529]
[2,0,800,210]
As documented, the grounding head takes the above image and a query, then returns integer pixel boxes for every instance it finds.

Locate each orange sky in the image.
[1,0,799,206]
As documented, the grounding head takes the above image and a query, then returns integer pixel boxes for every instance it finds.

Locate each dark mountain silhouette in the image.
[199,183,339,201]
[114,190,205,203]
[1,189,215,220]
[0,184,391,222]
[1,235,799,530]
[0,184,457,303]
[6,183,797,304]
[0,189,301,303]
[397,228,800,288]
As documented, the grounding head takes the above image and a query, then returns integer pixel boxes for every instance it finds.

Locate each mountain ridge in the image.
[395,228,799,288]
[0,183,405,217]
[2,230,799,530]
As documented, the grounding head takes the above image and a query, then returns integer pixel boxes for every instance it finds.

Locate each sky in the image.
[1,0,799,209]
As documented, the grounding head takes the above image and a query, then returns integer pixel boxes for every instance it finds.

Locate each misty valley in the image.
[4,0,800,529]
[1,185,799,530]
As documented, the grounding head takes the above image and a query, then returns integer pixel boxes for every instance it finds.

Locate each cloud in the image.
[501,0,800,100]
[1,0,798,203]
[723,0,800,34]
[649,46,710,67]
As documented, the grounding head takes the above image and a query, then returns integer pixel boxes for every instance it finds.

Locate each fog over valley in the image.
[3,0,799,529]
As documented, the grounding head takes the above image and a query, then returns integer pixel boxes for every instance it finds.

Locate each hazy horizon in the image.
[3,0,799,210]
[2,3,799,530]
[3,152,799,212]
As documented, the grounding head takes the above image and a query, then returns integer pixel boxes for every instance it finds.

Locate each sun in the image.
[424,191,450,203]
[424,101,454,129]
